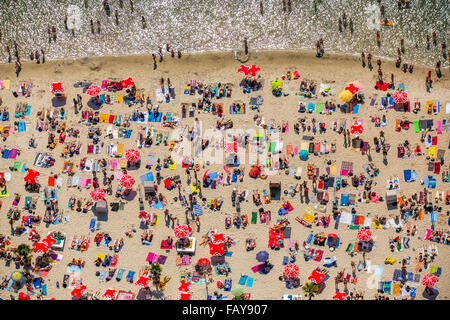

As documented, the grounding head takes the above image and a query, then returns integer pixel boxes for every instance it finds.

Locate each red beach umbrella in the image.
[197,258,210,265]
[422,274,438,288]
[121,77,135,88]
[120,175,135,188]
[345,83,359,94]
[33,242,48,253]
[393,91,408,104]
[238,65,250,75]
[308,269,326,284]
[284,264,299,278]
[103,289,117,300]
[209,243,225,256]
[179,293,192,300]
[86,85,101,96]
[50,82,64,95]
[174,225,192,239]
[211,233,226,244]
[138,211,148,219]
[333,292,347,300]
[24,169,40,185]
[125,149,140,162]
[178,281,191,292]
[90,188,106,201]
[71,285,87,298]
[357,229,372,241]
[248,65,261,76]
[42,236,56,247]
[135,276,151,288]
[18,292,31,300]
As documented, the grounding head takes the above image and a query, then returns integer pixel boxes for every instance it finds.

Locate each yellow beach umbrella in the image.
[271,79,281,88]
[339,90,353,102]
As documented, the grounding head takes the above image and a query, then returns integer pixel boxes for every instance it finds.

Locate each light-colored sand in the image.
[0,50,448,300]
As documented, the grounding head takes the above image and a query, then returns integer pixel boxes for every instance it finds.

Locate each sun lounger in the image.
[116,269,125,281]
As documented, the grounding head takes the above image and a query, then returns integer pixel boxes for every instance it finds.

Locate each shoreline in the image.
[1,49,448,70]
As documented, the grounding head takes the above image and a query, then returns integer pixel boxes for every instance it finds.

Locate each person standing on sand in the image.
[426,35,430,50]
[115,10,119,25]
[141,16,147,29]
[367,53,372,71]
[97,20,101,34]
[6,45,11,63]
[244,38,248,55]
[177,50,182,58]
[361,52,366,68]
[376,31,381,47]
[15,60,22,77]
[64,15,68,31]
[432,31,437,46]
[90,20,94,34]
[130,0,134,13]
[41,49,45,64]
[400,39,405,54]
[84,0,88,9]
[152,53,157,70]
[287,0,292,13]
[390,73,395,89]
[338,18,342,33]
[260,0,263,14]
[441,41,447,59]
[435,61,442,78]
[119,0,123,8]
[159,46,163,62]
[35,50,40,64]
[349,18,353,33]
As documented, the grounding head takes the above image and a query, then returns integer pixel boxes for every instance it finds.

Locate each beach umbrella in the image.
[333,292,347,300]
[125,149,140,162]
[308,270,326,284]
[121,77,135,88]
[103,289,117,300]
[248,65,261,76]
[211,233,226,244]
[284,264,299,278]
[174,225,192,239]
[256,251,269,262]
[24,169,40,185]
[350,125,363,135]
[271,79,281,88]
[238,65,250,75]
[357,229,372,241]
[90,188,105,201]
[42,235,56,247]
[422,274,438,288]
[345,83,359,94]
[10,271,23,282]
[178,281,191,292]
[393,91,408,104]
[18,292,30,300]
[86,85,101,96]
[339,90,353,102]
[119,174,135,188]
[209,243,225,256]
[50,82,64,95]
[71,285,87,298]
[179,293,192,300]
[230,284,244,297]
[197,258,210,265]
[135,276,151,288]
[138,211,148,219]
[33,242,48,253]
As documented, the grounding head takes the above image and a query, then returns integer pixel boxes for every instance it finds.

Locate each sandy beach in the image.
[0,49,448,301]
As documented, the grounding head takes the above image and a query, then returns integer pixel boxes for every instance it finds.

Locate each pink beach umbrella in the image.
[422,274,438,288]
[174,225,192,239]
[86,85,102,96]
[90,188,106,201]
[357,229,372,241]
[135,276,151,288]
[393,91,408,104]
[125,149,140,162]
[50,82,64,95]
[284,264,299,278]
[119,175,135,189]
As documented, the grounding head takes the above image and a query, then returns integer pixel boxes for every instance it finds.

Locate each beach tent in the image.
[299,150,308,161]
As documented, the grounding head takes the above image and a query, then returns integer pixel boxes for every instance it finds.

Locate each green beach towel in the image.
[316,103,324,114]
[251,212,257,224]
[414,120,420,133]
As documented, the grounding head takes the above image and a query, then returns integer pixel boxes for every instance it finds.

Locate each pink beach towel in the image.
[437,121,442,134]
